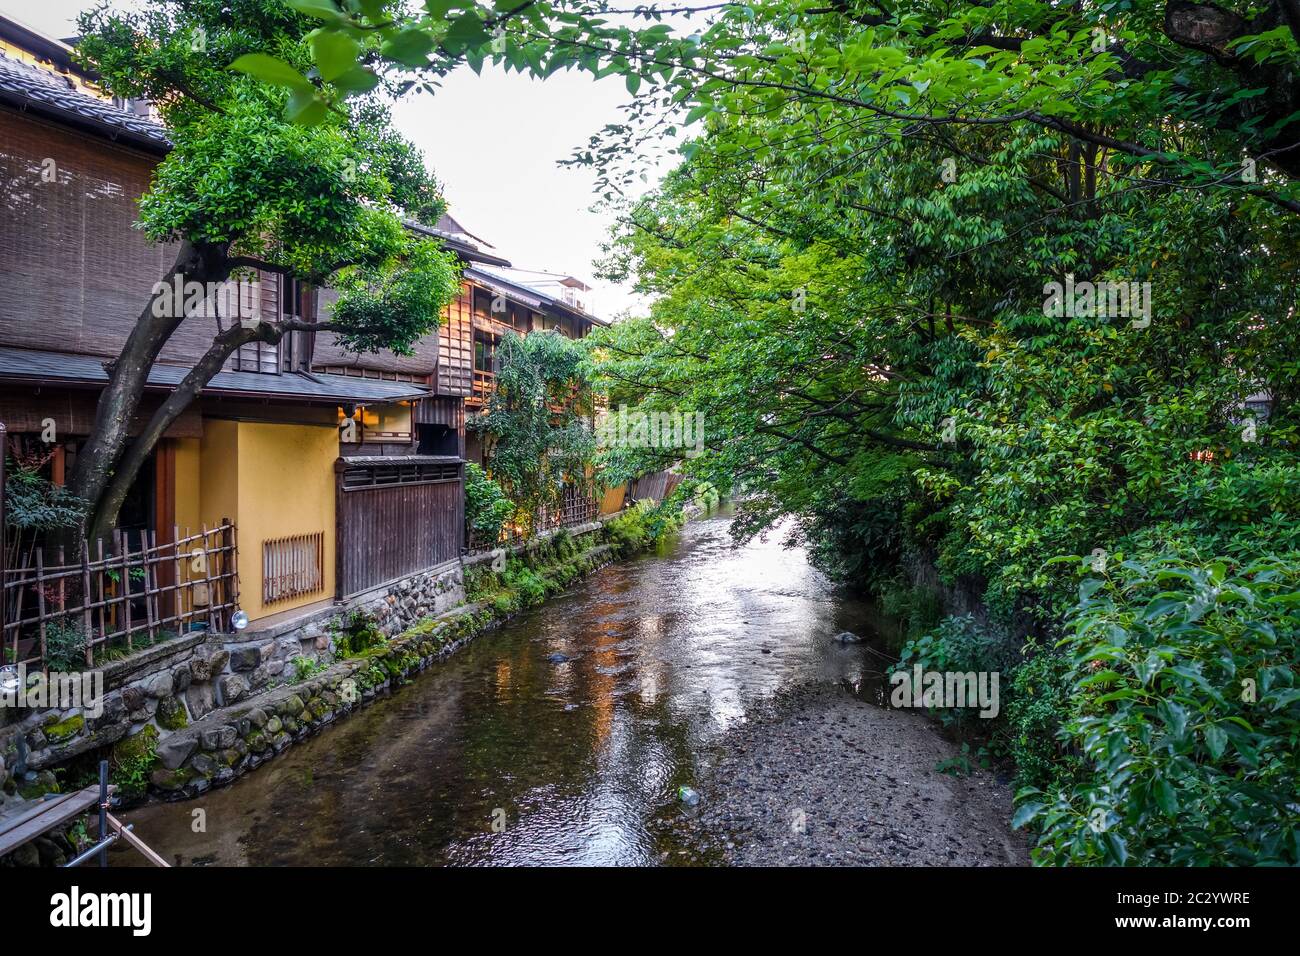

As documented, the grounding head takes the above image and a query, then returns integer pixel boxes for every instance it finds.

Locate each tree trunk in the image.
[86,322,267,542]
[67,239,231,532]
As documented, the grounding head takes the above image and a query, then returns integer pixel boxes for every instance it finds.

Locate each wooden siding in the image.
[312,285,441,377]
[225,272,281,372]
[627,469,682,504]
[415,395,465,458]
[437,283,474,396]
[0,387,202,438]
[334,458,463,599]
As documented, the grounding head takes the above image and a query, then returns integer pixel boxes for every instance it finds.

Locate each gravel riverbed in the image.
[675,684,1031,867]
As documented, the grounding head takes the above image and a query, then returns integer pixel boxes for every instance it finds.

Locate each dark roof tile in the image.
[0,52,169,150]
[0,346,430,404]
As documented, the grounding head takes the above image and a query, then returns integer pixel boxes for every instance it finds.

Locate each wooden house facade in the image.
[0,13,606,659]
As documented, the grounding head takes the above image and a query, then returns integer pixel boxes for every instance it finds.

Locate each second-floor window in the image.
[280,278,313,372]
[474,333,497,374]
[226,274,314,374]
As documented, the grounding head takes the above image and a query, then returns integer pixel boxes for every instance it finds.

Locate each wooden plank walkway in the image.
[0,786,103,859]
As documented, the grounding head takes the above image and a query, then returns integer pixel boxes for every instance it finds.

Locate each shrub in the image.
[894,614,1015,678]
[501,561,548,607]
[331,610,385,658]
[291,656,322,681]
[45,619,88,673]
[892,614,1016,731]
[464,462,513,545]
[606,498,683,556]
[1016,554,1300,865]
[878,578,944,642]
[1005,640,1084,793]
[110,724,159,801]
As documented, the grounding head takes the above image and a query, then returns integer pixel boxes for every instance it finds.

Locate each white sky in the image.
[2,0,678,319]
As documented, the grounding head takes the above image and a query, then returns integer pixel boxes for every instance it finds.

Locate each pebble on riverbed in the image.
[679,685,1030,867]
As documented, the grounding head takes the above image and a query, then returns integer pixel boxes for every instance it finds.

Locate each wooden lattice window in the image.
[262,532,325,605]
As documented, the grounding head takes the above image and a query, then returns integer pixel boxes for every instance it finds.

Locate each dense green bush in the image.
[606,498,683,556]
[44,619,88,673]
[331,610,385,659]
[1016,554,1300,865]
[468,331,596,536]
[892,614,1016,735]
[501,562,548,608]
[464,462,513,545]
[894,614,1014,678]
[1005,641,1084,793]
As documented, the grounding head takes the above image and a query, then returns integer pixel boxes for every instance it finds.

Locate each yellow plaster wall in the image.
[173,437,203,534]
[197,419,238,531]
[235,421,337,621]
[195,418,337,623]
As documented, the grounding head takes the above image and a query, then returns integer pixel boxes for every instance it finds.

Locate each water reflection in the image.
[118,508,890,866]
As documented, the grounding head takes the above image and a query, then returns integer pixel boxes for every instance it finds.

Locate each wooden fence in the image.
[627,469,682,504]
[2,523,238,670]
[335,456,464,599]
[466,481,600,553]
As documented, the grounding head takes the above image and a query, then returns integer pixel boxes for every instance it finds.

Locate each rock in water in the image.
[547,653,572,664]
[678,786,702,807]
[833,631,864,644]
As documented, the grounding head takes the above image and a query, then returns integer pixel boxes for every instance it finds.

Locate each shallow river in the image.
[118,508,893,866]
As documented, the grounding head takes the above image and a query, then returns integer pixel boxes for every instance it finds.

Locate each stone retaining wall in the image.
[0,558,465,811]
[0,518,627,830]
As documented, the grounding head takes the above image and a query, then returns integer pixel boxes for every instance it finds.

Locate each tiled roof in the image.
[0,52,169,151]
[402,218,512,267]
[467,266,609,326]
[0,346,429,404]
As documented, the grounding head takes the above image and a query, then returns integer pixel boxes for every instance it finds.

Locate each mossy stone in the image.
[155,696,188,730]
[44,715,84,744]
[112,723,158,765]
[149,767,195,792]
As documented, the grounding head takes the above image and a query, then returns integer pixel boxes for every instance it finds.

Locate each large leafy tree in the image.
[236,0,1300,861]
[468,331,596,534]
[67,0,460,541]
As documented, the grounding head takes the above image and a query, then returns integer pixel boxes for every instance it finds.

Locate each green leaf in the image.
[229,53,311,90]
[382,28,436,67]
[310,30,360,82]
[1203,722,1228,759]
[332,65,380,95]
[1103,830,1129,865]
[1010,802,1043,829]
[285,0,345,22]
[285,86,328,124]
[443,12,487,54]
[1153,778,1179,816]
[684,104,712,125]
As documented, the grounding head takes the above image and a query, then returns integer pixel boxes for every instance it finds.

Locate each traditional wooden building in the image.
[0,13,606,656]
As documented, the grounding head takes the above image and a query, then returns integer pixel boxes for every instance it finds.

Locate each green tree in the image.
[264,0,1300,863]
[67,0,460,541]
[469,331,596,535]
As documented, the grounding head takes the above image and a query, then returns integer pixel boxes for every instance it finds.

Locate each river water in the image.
[117,508,893,866]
